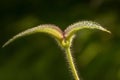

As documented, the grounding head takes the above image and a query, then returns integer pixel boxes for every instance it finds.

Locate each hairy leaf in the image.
[2,24,63,47]
[64,21,111,40]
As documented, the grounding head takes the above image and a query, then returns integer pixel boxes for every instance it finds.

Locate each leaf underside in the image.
[64,21,111,40]
[2,24,63,47]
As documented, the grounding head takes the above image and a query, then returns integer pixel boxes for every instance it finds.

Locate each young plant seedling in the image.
[2,21,111,80]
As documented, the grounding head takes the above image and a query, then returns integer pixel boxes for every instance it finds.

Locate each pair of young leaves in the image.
[3,21,111,48]
[2,21,111,80]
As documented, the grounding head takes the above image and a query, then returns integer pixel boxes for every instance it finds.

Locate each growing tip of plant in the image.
[2,20,111,80]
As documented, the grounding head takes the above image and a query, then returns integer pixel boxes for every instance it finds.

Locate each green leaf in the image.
[64,21,111,40]
[2,24,63,47]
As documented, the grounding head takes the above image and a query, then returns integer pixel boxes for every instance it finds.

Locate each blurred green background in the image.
[0,0,120,80]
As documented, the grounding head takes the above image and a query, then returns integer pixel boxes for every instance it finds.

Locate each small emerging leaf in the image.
[2,24,63,47]
[64,21,111,40]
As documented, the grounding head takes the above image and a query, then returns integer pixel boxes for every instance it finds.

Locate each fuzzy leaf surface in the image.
[3,24,63,47]
[64,21,111,40]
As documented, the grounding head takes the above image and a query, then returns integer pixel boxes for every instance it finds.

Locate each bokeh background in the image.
[0,0,120,80]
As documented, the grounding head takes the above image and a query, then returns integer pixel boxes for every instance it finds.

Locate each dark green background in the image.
[0,0,120,80]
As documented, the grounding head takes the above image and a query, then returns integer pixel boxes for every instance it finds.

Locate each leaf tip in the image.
[105,29,111,34]
[2,40,11,48]
[98,26,111,34]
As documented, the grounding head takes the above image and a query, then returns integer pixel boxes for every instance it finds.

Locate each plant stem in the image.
[65,47,80,80]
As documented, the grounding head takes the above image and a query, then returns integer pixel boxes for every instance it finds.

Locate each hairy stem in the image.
[65,47,80,80]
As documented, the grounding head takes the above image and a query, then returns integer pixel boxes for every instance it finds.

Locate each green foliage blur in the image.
[0,0,120,80]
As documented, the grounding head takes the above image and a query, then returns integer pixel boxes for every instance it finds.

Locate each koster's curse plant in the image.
[3,21,111,80]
